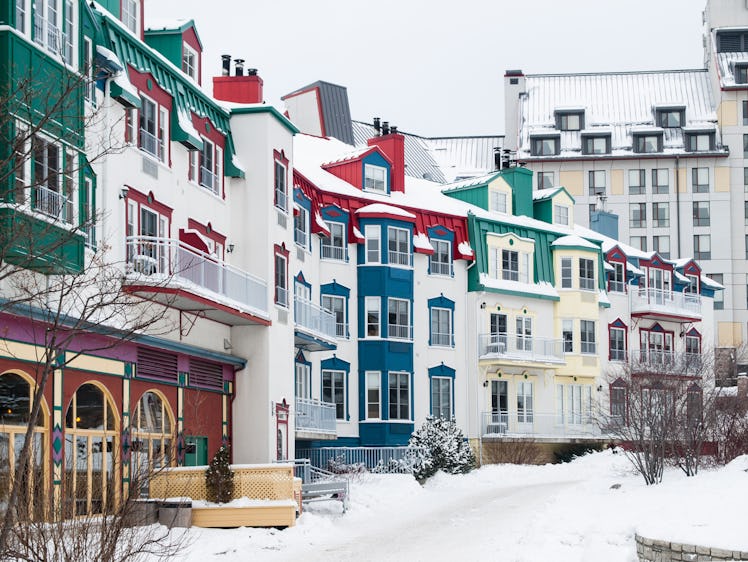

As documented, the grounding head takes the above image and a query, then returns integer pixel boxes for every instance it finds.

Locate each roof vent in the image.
[382,121,390,135]
[247,68,258,76]
[234,58,244,76]
[221,54,231,76]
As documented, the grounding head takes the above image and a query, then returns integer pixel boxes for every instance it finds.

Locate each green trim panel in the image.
[229,105,300,135]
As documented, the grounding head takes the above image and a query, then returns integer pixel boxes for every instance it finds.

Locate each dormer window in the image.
[121,0,138,35]
[182,43,198,81]
[633,132,663,153]
[553,205,569,226]
[530,135,560,156]
[364,164,387,193]
[656,109,684,128]
[685,131,715,152]
[556,111,584,131]
[582,135,611,155]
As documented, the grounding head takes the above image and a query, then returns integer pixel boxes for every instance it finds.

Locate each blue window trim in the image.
[427,294,455,347]
[321,356,350,421]
[428,364,455,418]
[293,187,312,251]
[361,152,392,195]
[321,281,350,339]
[427,225,455,277]
[321,205,349,262]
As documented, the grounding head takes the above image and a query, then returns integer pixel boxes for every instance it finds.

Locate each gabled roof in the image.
[320,145,387,168]
[145,18,203,50]
[441,172,503,193]
[532,186,575,202]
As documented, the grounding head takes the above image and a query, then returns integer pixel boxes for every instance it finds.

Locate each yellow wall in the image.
[610,169,624,195]
[487,177,514,213]
[715,166,730,193]
[718,100,738,127]
[677,167,687,193]
[559,170,584,196]
[718,322,744,346]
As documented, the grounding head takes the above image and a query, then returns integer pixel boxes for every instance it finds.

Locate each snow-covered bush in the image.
[409,416,475,482]
[205,445,234,503]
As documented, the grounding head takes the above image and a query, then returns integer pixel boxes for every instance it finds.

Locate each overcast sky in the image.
[144,0,707,137]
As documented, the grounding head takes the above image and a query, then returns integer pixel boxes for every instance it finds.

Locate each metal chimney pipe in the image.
[247,68,258,76]
[373,117,381,133]
[382,121,390,135]
[234,58,245,76]
[221,54,231,76]
[391,125,398,134]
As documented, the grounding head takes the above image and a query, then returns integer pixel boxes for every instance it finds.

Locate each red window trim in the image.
[274,243,290,306]
[127,65,173,166]
[607,318,628,361]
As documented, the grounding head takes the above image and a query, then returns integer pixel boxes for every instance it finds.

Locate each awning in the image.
[172,105,203,151]
[179,228,211,254]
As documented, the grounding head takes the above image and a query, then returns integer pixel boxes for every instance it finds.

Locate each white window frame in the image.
[517,381,533,423]
[553,204,569,226]
[365,297,381,338]
[387,226,411,267]
[182,42,198,81]
[364,224,380,264]
[580,320,596,355]
[364,164,387,193]
[121,0,139,35]
[561,256,573,289]
[295,362,310,399]
[322,294,347,339]
[579,258,595,291]
[490,190,507,213]
[16,0,28,35]
[430,239,452,276]
[321,221,345,261]
[431,377,452,419]
[388,371,410,421]
[430,307,452,347]
[365,371,381,420]
[609,326,626,361]
[274,159,287,212]
[274,252,288,308]
[322,369,346,420]
[562,318,574,353]
[387,297,411,340]
[610,262,625,292]
[294,206,309,249]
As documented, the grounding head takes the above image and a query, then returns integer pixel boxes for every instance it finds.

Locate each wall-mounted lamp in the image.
[482,380,489,387]
[119,187,129,200]
[226,243,235,254]
[480,302,486,309]
[597,385,603,392]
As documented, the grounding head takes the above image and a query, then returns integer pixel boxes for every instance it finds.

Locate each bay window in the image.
[388,227,411,266]
[321,222,345,260]
[387,298,410,340]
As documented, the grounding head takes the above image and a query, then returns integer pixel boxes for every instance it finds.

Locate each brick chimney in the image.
[213,57,263,104]
[367,127,405,193]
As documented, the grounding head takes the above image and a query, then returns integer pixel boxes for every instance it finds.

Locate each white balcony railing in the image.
[125,236,268,316]
[478,333,564,363]
[199,166,218,194]
[481,410,601,439]
[139,128,163,160]
[321,243,345,261]
[388,250,412,267]
[34,186,73,223]
[608,281,626,293]
[630,288,702,318]
[430,260,452,276]
[294,297,337,341]
[388,324,413,341]
[34,16,61,54]
[630,351,704,376]
[295,397,337,435]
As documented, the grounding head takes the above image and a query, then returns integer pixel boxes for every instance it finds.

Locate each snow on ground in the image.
[153,451,748,562]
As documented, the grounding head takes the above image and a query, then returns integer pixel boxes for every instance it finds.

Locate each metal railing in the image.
[34,186,73,223]
[321,243,345,261]
[125,236,268,315]
[630,351,704,376]
[478,333,564,363]
[275,189,287,212]
[139,128,163,160]
[388,250,412,267]
[294,227,309,248]
[294,297,337,341]
[388,323,413,340]
[481,410,601,438]
[34,16,61,54]
[199,166,218,194]
[430,260,452,276]
[276,286,288,308]
[295,398,337,435]
[295,446,425,473]
[431,332,452,346]
[630,288,701,318]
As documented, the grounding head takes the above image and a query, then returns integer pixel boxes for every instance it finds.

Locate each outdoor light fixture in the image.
[119,187,129,200]
[226,243,235,253]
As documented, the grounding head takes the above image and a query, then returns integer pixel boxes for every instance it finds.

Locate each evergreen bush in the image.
[409,416,475,482]
[205,445,234,504]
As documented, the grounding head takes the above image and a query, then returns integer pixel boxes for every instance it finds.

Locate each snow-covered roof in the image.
[479,274,559,299]
[532,187,564,201]
[413,232,434,252]
[551,235,598,250]
[519,70,723,158]
[320,145,379,167]
[356,203,416,219]
[701,275,724,290]
[442,172,500,192]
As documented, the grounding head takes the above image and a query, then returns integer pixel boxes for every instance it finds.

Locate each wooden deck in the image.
[149,464,301,528]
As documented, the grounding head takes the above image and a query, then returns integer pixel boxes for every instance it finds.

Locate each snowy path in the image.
[298,481,579,562]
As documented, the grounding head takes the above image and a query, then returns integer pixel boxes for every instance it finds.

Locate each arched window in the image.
[132,391,174,492]
[65,383,118,516]
[0,372,48,521]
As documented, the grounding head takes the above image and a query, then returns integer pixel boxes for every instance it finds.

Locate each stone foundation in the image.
[636,534,748,561]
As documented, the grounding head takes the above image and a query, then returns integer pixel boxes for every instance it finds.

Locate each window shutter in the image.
[136,347,178,383]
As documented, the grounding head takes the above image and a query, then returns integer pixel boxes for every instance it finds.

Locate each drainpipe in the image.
[675,155,681,258]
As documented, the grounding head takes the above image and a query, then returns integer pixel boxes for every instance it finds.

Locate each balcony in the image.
[321,243,345,261]
[481,410,602,440]
[139,128,163,161]
[630,288,702,322]
[295,397,337,440]
[630,351,704,377]
[478,333,565,365]
[294,297,337,351]
[33,186,73,224]
[199,166,218,194]
[123,236,269,325]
